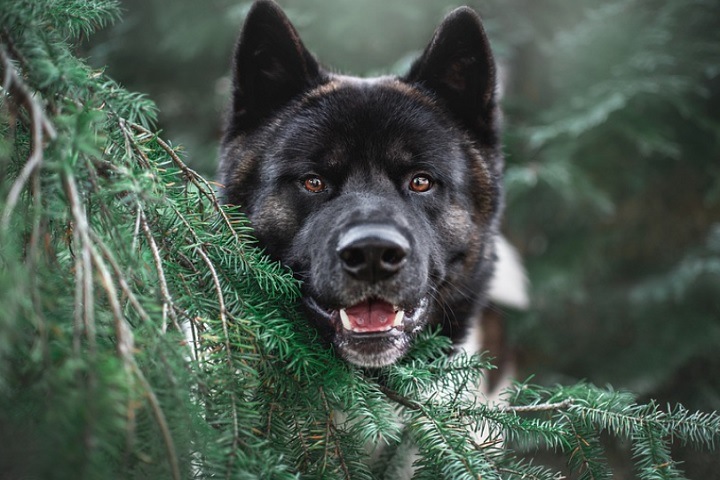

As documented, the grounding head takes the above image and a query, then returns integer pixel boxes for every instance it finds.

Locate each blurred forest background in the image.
[85,0,720,472]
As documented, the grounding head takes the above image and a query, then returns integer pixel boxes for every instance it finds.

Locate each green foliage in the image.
[498,0,720,403]
[1,0,719,479]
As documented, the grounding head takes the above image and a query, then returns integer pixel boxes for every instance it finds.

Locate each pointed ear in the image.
[403,7,499,141]
[228,0,323,134]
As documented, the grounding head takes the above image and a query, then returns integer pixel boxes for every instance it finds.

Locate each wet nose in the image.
[336,224,410,282]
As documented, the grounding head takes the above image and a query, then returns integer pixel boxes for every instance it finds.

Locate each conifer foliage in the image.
[0,1,718,479]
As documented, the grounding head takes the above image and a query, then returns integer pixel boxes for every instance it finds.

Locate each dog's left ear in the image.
[404,7,498,141]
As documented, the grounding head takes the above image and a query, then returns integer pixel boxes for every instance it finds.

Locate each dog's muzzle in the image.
[301,219,432,367]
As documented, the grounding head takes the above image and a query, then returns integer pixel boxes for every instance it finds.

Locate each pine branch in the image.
[0,43,56,230]
[63,169,183,480]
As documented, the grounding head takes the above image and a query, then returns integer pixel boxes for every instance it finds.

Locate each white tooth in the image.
[340,309,353,330]
[392,310,405,327]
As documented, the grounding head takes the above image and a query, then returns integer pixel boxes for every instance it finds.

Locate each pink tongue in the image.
[345,300,396,333]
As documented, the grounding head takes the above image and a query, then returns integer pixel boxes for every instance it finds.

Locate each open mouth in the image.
[302,295,430,367]
[339,300,405,334]
[303,296,428,337]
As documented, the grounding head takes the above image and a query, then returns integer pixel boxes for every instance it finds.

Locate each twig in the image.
[379,383,575,416]
[377,384,423,412]
[564,412,594,477]
[65,176,97,358]
[186,221,241,478]
[319,387,351,480]
[119,118,151,169]
[503,399,575,414]
[139,208,182,333]
[292,414,312,472]
[0,43,57,230]
[88,229,152,325]
[131,361,183,480]
[131,206,141,252]
[128,122,213,194]
[379,383,576,476]
[497,465,565,480]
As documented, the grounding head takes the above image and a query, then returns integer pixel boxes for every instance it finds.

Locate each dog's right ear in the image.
[228,0,323,135]
[403,7,499,144]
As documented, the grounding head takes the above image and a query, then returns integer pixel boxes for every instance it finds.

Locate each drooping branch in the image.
[139,208,182,333]
[63,170,182,480]
[0,41,57,230]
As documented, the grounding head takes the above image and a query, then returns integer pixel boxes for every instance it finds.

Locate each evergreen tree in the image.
[1,1,719,479]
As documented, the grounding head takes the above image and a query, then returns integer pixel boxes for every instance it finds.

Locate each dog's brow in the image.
[387,140,414,164]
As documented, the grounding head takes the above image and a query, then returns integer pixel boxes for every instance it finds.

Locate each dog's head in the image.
[219,1,503,367]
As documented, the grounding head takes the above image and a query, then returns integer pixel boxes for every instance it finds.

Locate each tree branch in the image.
[503,399,574,414]
[63,171,182,480]
[139,208,182,333]
[0,42,57,230]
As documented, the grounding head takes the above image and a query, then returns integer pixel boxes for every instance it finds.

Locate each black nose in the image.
[336,224,410,282]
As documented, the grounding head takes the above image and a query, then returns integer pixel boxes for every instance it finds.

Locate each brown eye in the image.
[303,175,326,193]
[409,174,433,193]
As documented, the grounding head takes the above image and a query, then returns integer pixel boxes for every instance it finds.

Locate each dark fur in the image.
[219,1,503,367]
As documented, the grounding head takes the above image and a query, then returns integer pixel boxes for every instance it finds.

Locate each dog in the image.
[218,0,527,373]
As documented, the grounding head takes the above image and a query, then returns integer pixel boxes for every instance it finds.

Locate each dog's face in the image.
[219,1,503,367]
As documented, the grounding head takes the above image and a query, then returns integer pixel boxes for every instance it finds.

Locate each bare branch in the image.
[0,43,57,230]
[503,399,574,414]
[139,209,182,333]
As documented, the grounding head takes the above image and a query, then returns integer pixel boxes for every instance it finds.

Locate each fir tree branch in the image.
[129,121,217,199]
[377,384,495,478]
[192,230,241,479]
[378,383,422,412]
[496,465,561,480]
[91,218,197,385]
[563,412,610,480]
[128,121,245,244]
[63,170,182,480]
[162,202,243,476]
[88,228,152,325]
[0,41,57,230]
[381,383,574,415]
[292,413,313,472]
[131,362,183,480]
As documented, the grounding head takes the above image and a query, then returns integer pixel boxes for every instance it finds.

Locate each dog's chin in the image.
[303,296,430,368]
[335,333,410,368]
